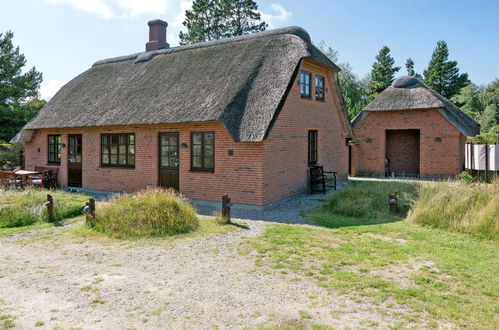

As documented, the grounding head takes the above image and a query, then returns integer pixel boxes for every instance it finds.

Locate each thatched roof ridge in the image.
[356,76,479,136]
[13,26,346,143]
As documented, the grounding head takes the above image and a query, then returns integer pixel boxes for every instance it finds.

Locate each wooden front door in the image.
[386,129,420,176]
[159,132,179,190]
[68,134,83,187]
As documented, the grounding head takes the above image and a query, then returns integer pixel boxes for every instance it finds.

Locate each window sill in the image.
[301,95,312,100]
[100,165,136,169]
[190,169,214,173]
[315,98,325,102]
[47,162,61,166]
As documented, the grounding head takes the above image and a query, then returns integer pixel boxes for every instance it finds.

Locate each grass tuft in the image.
[89,188,199,238]
[407,181,498,241]
[0,189,88,228]
[327,181,417,219]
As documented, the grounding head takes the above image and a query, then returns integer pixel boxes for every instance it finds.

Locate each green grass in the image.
[407,181,498,241]
[0,189,89,228]
[89,188,199,238]
[244,180,499,327]
[242,222,498,328]
[304,181,417,229]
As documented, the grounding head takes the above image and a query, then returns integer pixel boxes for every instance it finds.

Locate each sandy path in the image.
[0,217,408,329]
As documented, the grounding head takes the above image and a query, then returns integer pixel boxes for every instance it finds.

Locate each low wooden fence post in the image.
[222,195,232,224]
[46,194,54,220]
[83,198,96,225]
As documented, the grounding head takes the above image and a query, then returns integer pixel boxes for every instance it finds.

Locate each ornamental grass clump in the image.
[91,188,199,238]
[407,181,498,241]
[0,189,88,228]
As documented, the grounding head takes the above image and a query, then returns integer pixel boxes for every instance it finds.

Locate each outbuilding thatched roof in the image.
[352,76,479,136]
[13,26,348,143]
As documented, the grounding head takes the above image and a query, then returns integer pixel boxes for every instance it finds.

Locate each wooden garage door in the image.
[386,129,420,176]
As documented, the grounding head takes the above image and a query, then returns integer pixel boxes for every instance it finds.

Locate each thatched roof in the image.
[13,26,348,143]
[352,76,479,136]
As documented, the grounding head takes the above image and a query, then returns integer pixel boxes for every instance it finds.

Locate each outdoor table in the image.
[14,170,42,188]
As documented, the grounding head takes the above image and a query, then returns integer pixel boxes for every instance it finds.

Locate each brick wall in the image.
[351,109,465,178]
[24,60,350,206]
[263,59,350,204]
[25,122,266,205]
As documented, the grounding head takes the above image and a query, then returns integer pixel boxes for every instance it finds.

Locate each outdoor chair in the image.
[309,165,337,194]
[26,171,50,188]
[0,171,22,190]
[35,166,59,188]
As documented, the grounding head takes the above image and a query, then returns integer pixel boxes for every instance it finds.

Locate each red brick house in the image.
[12,21,352,207]
[350,76,479,178]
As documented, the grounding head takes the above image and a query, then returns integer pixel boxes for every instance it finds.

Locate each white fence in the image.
[465,143,499,171]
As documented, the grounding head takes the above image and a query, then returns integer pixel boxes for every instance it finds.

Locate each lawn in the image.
[241,181,499,328]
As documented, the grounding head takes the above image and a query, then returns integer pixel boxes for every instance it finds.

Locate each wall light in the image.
[180,143,188,149]
[434,137,442,142]
[364,137,373,143]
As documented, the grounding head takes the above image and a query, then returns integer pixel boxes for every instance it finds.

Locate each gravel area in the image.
[0,187,408,329]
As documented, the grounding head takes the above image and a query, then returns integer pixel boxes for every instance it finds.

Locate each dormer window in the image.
[300,72,311,98]
[315,75,325,101]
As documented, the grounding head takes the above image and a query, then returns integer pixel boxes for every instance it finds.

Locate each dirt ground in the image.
[0,215,416,330]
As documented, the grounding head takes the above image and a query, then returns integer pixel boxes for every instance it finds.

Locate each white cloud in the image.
[44,0,174,19]
[40,79,65,100]
[260,4,292,29]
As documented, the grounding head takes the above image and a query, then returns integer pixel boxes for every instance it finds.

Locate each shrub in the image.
[327,181,418,219]
[90,188,199,238]
[0,189,89,228]
[407,181,498,241]
[0,143,23,170]
[459,171,474,183]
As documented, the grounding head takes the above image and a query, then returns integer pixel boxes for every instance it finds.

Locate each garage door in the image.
[386,129,420,176]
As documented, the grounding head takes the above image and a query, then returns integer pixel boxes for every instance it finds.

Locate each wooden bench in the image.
[310,165,337,194]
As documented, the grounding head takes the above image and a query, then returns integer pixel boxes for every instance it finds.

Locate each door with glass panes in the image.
[158,132,179,190]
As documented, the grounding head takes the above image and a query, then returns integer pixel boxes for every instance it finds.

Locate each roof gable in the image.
[17,27,343,143]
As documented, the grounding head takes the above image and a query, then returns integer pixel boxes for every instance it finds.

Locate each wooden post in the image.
[389,194,398,213]
[485,144,489,183]
[85,198,96,225]
[46,194,54,220]
[222,195,231,224]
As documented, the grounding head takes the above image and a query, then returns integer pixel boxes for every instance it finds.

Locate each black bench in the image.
[310,165,337,194]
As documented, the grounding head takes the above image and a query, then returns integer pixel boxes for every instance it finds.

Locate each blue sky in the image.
[1,0,498,99]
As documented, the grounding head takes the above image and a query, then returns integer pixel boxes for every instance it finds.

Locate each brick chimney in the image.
[146,19,169,52]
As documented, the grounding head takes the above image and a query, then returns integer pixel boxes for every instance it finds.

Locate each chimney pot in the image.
[146,19,169,52]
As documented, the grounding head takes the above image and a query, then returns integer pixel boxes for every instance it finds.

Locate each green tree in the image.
[453,79,499,143]
[179,0,222,45]
[179,0,266,45]
[423,40,469,99]
[452,83,483,119]
[405,58,422,80]
[0,30,43,142]
[218,0,267,38]
[367,46,400,101]
[317,41,368,119]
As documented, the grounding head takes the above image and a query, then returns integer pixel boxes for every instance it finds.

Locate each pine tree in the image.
[179,0,222,45]
[423,40,469,99]
[218,0,267,38]
[405,58,422,80]
[0,30,43,142]
[367,46,400,100]
[179,0,266,45]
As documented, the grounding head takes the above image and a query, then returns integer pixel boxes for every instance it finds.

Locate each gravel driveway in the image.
[0,190,403,329]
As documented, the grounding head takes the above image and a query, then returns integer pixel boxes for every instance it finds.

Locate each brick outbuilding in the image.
[350,76,479,178]
[12,22,352,207]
